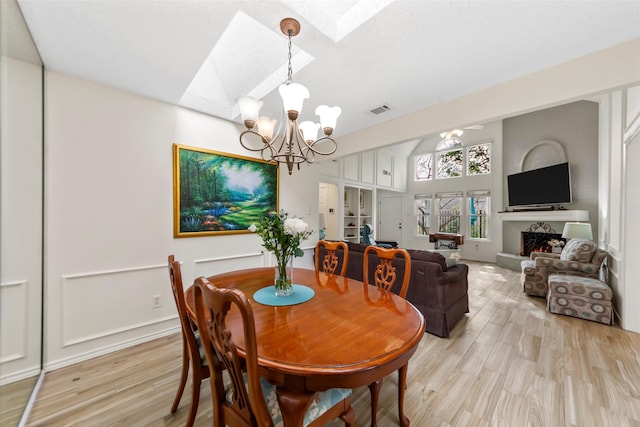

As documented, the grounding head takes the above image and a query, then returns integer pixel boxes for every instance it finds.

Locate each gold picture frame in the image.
[173,144,279,237]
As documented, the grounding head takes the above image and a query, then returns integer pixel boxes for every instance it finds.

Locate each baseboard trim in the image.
[45,326,179,372]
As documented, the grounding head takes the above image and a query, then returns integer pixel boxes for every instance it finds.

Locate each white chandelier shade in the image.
[278,82,309,117]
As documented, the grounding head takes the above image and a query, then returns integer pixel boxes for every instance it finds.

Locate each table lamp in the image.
[562,222,593,241]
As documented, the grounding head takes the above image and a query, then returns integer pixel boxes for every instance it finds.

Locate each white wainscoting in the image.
[61,263,176,347]
[193,251,264,278]
[52,250,318,370]
[0,280,28,364]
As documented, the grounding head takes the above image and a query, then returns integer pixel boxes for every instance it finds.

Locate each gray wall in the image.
[502,101,599,254]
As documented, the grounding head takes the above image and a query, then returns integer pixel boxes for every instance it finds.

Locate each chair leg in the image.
[340,403,356,427]
[186,368,202,427]
[398,365,409,427]
[171,338,190,413]
[368,379,383,427]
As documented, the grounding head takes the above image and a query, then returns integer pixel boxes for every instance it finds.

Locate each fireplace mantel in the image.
[498,210,589,222]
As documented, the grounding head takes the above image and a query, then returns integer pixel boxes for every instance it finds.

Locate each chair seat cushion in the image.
[193,329,208,366]
[547,274,613,325]
[548,274,612,301]
[226,377,351,426]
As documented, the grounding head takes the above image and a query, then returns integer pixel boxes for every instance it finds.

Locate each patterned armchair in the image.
[521,238,608,297]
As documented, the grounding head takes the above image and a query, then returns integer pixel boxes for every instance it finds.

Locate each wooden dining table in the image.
[184,267,425,426]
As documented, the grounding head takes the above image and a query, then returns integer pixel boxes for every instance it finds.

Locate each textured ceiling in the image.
[16,0,640,139]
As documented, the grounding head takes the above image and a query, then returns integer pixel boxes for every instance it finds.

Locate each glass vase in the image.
[274,254,294,296]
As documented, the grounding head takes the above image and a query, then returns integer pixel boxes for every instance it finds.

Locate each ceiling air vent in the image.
[369,104,391,115]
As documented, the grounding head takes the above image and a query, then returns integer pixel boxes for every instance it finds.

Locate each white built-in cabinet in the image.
[376,150,393,187]
[318,147,407,243]
[343,154,360,181]
[343,151,375,183]
[361,151,375,184]
[343,186,373,243]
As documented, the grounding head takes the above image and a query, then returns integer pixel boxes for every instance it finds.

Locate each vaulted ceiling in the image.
[17,0,640,139]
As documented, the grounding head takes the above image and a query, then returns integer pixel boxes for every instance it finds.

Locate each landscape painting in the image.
[173,144,279,237]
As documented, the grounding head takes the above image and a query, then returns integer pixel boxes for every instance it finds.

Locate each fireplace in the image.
[520,222,565,257]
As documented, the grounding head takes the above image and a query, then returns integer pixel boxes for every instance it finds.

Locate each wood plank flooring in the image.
[26,262,640,426]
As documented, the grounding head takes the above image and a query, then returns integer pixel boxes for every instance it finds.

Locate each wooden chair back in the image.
[315,240,349,276]
[167,255,209,427]
[193,277,273,427]
[363,246,412,298]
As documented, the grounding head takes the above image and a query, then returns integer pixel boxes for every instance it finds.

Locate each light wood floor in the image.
[26,262,640,426]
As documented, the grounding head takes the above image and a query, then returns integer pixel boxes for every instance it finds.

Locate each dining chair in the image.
[193,276,355,427]
[363,246,412,298]
[362,246,412,427]
[315,240,349,276]
[168,255,210,427]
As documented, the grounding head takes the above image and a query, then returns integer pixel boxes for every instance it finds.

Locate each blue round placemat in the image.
[253,284,315,306]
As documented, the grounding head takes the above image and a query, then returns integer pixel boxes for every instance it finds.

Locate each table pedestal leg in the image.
[275,387,316,427]
[398,364,409,427]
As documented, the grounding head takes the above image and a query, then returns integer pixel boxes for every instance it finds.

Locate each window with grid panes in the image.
[436,192,462,234]
[468,190,490,239]
[414,194,432,236]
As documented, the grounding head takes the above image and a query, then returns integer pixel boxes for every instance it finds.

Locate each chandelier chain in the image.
[286,31,293,84]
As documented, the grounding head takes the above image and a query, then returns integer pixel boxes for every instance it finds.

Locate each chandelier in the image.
[236,18,341,175]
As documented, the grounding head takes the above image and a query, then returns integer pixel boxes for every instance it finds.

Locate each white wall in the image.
[1,57,43,383]
[600,83,640,333]
[44,72,319,369]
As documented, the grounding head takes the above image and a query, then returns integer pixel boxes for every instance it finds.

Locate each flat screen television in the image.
[507,162,572,208]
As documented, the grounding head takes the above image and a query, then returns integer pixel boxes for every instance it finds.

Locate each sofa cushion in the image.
[560,238,597,263]
[347,242,368,253]
[406,249,448,271]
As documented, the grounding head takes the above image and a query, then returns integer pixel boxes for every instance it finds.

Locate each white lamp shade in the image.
[299,121,320,142]
[562,222,593,240]
[256,116,277,140]
[236,96,262,124]
[278,83,309,114]
[315,105,341,130]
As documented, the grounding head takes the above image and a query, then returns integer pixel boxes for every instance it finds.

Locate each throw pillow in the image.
[560,238,597,263]
[433,250,460,268]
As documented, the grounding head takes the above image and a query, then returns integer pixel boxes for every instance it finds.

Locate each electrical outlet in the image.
[152,295,161,308]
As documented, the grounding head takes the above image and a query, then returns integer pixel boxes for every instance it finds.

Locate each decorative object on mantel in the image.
[562,222,593,241]
[525,222,555,233]
[249,210,312,296]
[236,18,341,175]
[548,239,565,253]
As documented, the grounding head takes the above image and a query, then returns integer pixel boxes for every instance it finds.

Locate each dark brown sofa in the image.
[316,242,469,337]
